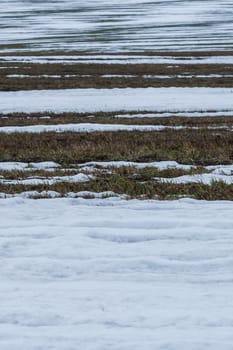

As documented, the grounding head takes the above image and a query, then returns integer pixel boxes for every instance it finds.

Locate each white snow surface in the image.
[207,165,233,176]
[80,160,195,171]
[157,174,233,185]
[0,0,232,52]
[115,111,233,118]
[0,197,233,349]
[2,124,230,134]
[0,173,92,186]
[0,123,183,134]
[0,161,60,172]
[2,55,233,65]
[7,73,233,79]
[1,88,233,114]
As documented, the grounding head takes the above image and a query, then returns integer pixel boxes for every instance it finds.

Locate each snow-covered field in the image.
[1,0,233,52]
[0,197,233,349]
[1,1,233,348]
[1,88,233,114]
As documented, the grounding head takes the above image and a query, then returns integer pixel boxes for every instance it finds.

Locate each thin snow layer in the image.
[3,55,233,65]
[7,73,233,79]
[0,0,232,52]
[0,191,124,199]
[0,161,60,171]
[207,164,233,176]
[157,173,233,185]
[0,198,233,349]
[115,111,233,118]
[80,160,194,171]
[0,173,92,186]
[0,123,183,134]
[1,88,233,114]
[67,191,123,199]
[80,162,233,178]
[0,190,62,199]
[2,124,230,134]
[1,161,232,176]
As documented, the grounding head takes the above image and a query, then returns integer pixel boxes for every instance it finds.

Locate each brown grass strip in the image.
[1,62,233,90]
[0,129,232,165]
[0,113,233,127]
[0,178,232,201]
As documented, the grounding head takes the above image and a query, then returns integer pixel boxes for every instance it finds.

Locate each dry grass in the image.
[0,129,232,165]
[0,165,208,181]
[0,176,232,200]
[1,62,233,90]
[0,168,78,180]
[1,113,233,127]
[1,76,233,90]
[1,51,232,200]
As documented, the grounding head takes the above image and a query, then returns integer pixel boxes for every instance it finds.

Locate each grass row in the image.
[0,176,232,201]
[1,113,233,127]
[0,166,208,181]
[1,76,233,90]
[1,62,233,90]
[0,129,232,165]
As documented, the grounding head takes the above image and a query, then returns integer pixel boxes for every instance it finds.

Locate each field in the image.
[0,1,233,349]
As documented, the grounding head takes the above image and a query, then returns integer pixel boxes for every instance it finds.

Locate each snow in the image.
[5,73,233,80]
[29,161,60,170]
[115,111,233,118]
[1,88,233,114]
[0,123,183,134]
[67,191,121,199]
[0,0,232,52]
[207,165,233,176]
[0,162,29,172]
[157,173,233,185]
[3,55,233,64]
[0,162,60,172]
[6,74,67,79]
[1,124,231,134]
[80,160,195,171]
[0,173,92,186]
[0,190,61,199]
[0,197,233,349]
[1,0,233,346]
[1,161,232,176]
[0,191,124,200]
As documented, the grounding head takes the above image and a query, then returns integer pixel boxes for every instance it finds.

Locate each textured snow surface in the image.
[0,123,232,134]
[0,173,92,186]
[0,123,183,134]
[157,173,233,185]
[0,198,233,349]
[115,111,233,118]
[2,55,233,64]
[0,0,232,52]
[5,73,233,79]
[80,160,194,171]
[1,88,233,114]
[0,162,60,171]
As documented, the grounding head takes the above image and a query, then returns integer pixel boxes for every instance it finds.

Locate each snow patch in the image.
[1,88,233,114]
